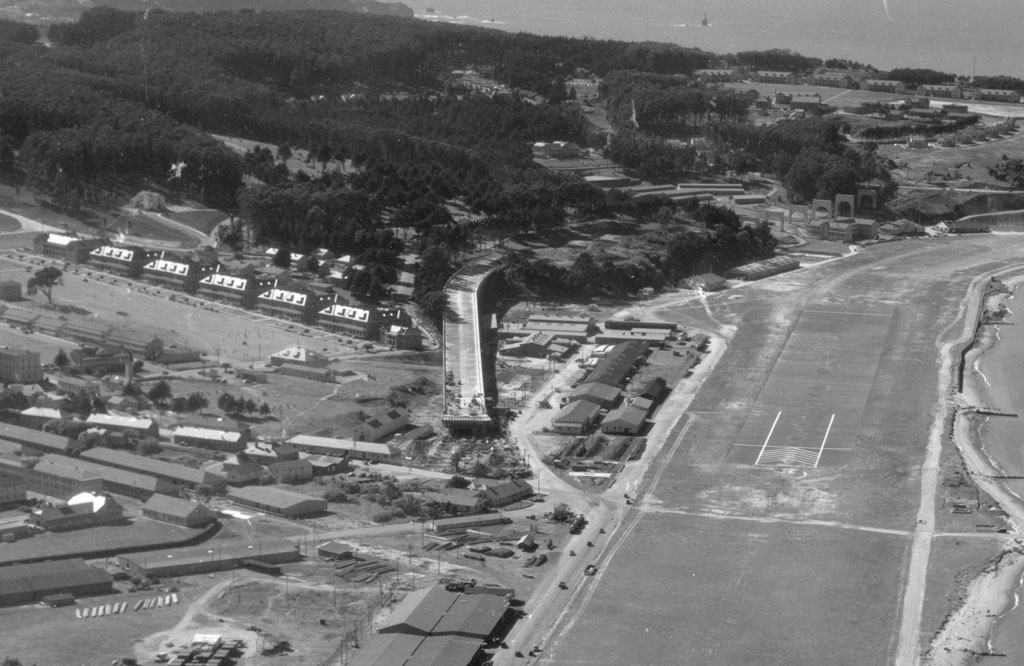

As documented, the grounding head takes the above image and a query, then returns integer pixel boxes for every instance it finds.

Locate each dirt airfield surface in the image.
[534,235,1024,666]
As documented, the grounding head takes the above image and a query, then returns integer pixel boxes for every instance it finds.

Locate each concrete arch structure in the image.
[857,188,878,211]
[835,194,855,218]
[811,199,833,219]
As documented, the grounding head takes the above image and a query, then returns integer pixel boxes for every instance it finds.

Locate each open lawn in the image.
[0,586,190,666]
[552,513,906,666]
[882,125,1024,186]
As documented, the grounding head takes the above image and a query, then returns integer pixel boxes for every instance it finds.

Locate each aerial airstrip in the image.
[538,235,1024,666]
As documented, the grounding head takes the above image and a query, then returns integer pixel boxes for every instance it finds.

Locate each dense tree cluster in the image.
[600,70,751,136]
[973,75,1024,93]
[886,68,958,87]
[726,49,822,72]
[989,156,1024,188]
[502,203,776,299]
[0,19,38,43]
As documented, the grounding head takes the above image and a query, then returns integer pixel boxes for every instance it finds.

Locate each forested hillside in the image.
[0,8,816,315]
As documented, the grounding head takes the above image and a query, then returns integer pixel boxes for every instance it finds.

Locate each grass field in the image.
[551,513,906,666]
[0,586,191,666]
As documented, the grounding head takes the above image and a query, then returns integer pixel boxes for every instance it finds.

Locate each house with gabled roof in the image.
[551,400,600,435]
[142,252,217,293]
[601,404,647,435]
[142,494,218,527]
[198,271,276,309]
[352,407,410,442]
[258,282,335,323]
[88,245,155,277]
[472,477,533,507]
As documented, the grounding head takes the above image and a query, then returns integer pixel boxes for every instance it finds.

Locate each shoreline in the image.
[926,282,1024,665]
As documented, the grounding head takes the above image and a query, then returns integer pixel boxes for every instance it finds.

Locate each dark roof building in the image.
[0,559,113,607]
[601,404,647,435]
[60,320,114,346]
[33,233,103,263]
[28,491,124,531]
[472,478,534,507]
[88,245,155,278]
[81,447,225,490]
[257,284,336,323]
[551,400,601,435]
[379,585,509,639]
[352,407,410,442]
[723,256,800,281]
[142,254,217,293]
[567,382,621,408]
[118,538,300,577]
[639,377,668,402]
[226,486,327,518]
[317,304,410,339]
[198,271,276,309]
[0,348,43,383]
[105,330,164,361]
[583,341,647,387]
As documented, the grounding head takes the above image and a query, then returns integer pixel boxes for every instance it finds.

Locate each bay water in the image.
[416,0,1024,76]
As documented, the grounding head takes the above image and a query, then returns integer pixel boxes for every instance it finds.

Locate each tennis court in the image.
[727,303,895,467]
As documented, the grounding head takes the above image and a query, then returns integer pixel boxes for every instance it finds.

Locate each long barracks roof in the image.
[226,485,326,511]
[81,447,221,486]
[173,427,244,443]
[35,454,170,493]
[119,538,298,572]
[286,434,399,457]
[0,559,111,597]
[0,423,75,453]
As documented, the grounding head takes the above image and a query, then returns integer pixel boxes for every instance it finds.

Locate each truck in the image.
[584,564,598,576]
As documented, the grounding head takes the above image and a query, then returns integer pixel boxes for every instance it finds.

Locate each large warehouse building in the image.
[226,486,327,518]
[370,586,511,666]
[0,559,113,607]
[117,538,301,577]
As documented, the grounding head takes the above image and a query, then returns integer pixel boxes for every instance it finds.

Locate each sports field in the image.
[727,304,895,467]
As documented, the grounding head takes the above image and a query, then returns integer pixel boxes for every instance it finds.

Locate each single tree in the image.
[136,437,161,456]
[185,391,208,413]
[146,379,172,405]
[53,348,70,369]
[196,484,217,503]
[448,475,471,489]
[258,401,271,417]
[272,247,291,268]
[27,267,63,304]
[170,396,189,413]
[276,144,293,162]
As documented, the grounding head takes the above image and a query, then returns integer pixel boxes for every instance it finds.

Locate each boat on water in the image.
[701,13,709,27]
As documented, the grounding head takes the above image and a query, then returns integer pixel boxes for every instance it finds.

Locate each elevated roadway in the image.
[441,254,503,432]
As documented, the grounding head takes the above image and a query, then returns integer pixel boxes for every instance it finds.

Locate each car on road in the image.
[558,581,568,589]
[584,564,598,576]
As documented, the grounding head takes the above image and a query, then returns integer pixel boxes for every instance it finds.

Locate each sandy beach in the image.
[926,283,1024,665]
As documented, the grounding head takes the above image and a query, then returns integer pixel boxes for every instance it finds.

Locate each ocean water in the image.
[416,0,1024,75]
[974,293,1024,661]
